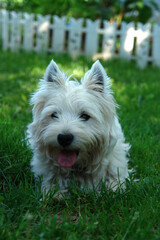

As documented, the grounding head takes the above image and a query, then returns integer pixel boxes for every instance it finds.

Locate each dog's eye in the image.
[80,113,90,121]
[51,112,58,119]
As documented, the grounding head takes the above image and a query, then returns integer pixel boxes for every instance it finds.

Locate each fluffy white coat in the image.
[27,60,130,194]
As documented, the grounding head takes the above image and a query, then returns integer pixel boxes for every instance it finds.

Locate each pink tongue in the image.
[58,151,77,168]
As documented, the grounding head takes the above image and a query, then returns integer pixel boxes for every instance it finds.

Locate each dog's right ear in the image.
[44,60,66,86]
[81,60,111,93]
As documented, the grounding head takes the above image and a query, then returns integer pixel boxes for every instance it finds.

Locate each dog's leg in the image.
[106,140,130,190]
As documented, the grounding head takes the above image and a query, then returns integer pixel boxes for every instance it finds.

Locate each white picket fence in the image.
[1,9,160,68]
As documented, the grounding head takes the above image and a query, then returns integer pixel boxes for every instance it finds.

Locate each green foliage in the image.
[0,51,160,239]
[2,0,158,23]
[120,0,155,23]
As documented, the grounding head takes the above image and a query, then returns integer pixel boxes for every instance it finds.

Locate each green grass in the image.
[0,50,160,240]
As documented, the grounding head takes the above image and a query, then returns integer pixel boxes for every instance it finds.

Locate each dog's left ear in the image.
[44,60,66,86]
[82,60,110,93]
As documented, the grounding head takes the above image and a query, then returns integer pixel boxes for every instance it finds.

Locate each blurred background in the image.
[1,0,160,24]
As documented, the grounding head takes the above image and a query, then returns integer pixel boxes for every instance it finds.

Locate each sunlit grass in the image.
[0,51,160,239]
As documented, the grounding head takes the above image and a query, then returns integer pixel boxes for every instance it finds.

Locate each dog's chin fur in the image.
[27,60,130,195]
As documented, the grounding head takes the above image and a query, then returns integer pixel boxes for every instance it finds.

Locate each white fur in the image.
[27,60,130,195]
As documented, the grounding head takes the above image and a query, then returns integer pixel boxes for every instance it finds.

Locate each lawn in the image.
[0,50,160,240]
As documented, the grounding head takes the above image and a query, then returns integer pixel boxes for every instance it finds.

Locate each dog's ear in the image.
[82,60,110,93]
[44,60,66,86]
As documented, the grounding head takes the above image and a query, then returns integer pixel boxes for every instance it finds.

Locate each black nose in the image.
[57,134,74,147]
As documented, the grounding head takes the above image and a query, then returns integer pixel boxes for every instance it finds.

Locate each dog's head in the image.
[28,60,117,170]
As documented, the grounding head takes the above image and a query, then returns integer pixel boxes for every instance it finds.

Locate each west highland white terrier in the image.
[27,60,130,195]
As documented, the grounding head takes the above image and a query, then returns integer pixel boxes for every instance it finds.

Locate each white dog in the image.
[27,60,130,195]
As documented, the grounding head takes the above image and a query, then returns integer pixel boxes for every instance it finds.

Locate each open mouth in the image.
[58,150,79,168]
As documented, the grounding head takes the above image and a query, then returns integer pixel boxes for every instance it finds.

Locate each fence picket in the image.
[102,21,116,59]
[36,14,50,52]
[1,10,9,50]
[152,24,160,67]
[136,23,150,68]
[10,11,22,51]
[23,13,34,51]
[120,22,135,59]
[85,19,100,56]
[52,16,66,53]
[68,18,83,58]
